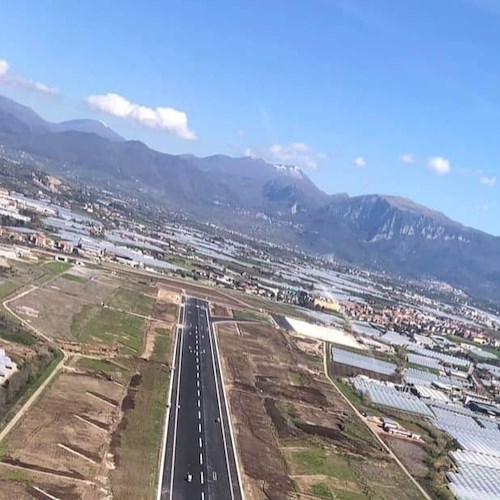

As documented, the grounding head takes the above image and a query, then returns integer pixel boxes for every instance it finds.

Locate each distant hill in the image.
[1,94,500,300]
[0,95,124,141]
[53,119,124,142]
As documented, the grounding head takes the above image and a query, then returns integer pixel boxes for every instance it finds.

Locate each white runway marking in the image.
[199,437,203,448]
[200,452,203,465]
[201,471,204,484]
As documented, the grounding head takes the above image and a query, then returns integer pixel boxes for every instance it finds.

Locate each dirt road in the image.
[322,342,432,500]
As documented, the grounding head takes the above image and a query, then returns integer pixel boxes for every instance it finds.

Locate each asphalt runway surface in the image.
[159,296,242,500]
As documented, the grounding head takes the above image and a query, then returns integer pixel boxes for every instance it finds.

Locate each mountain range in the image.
[0,94,499,301]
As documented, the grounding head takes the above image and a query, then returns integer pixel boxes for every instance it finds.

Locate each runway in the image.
[158,296,243,500]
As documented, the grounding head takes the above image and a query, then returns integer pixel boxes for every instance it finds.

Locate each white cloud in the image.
[0,59,9,77]
[427,156,451,175]
[400,153,416,164]
[353,156,366,168]
[318,152,327,160]
[480,176,496,186]
[0,58,58,95]
[246,142,320,169]
[245,142,320,169]
[87,93,196,140]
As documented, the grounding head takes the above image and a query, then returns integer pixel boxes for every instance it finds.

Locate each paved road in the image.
[159,296,243,500]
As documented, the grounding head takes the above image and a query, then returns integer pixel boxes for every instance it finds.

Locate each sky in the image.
[0,0,500,234]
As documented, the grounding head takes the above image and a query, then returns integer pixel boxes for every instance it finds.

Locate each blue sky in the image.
[0,0,500,234]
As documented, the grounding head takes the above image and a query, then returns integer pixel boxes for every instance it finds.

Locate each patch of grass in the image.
[310,482,333,499]
[277,401,300,429]
[289,448,357,482]
[77,357,122,374]
[0,468,34,483]
[232,308,270,323]
[108,288,155,316]
[0,326,37,346]
[72,305,144,354]
[110,361,169,500]
[0,440,9,458]
[151,329,170,363]
[77,356,129,383]
[291,371,308,385]
[60,273,86,283]
[43,260,72,275]
[329,490,367,500]
[0,281,22,300]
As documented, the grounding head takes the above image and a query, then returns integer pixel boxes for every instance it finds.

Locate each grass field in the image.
[232,308,270,323]
[288,448,358,481]
[72,305,145,353]
[151,328,171,363]
[108,287,156,316]
[110,360,170,500]
[60,273,86,283]
[310,483,334,499]
[0,281,22,300]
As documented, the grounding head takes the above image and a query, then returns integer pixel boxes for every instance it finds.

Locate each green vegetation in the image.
[310,482,333,499]
[151,328,170,363]
[291,371,309,385]
[329,491,366,500]
[0,440,8,458]
[0,348,63,432]
[0,314,37,346]
[0,468,34,483]
[32,260,72,286]
[110,361,169,500]
[289,448,358,482]
[43,260,72,274]
[60,272,86,283]
[108,288,156,316]
[72,305,144,354]
[232,308,270,323]
[0,281,22,300]
[77,356,130,383]
[77,357,122,374]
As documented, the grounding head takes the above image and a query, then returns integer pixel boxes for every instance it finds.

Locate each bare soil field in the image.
[384,436,430,479]
[0,369,126,499]
[216,320,424,500]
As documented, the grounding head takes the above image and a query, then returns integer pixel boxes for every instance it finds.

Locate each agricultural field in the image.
[216,320,424,500]
[8,265,159,355]
[0,267,180,499]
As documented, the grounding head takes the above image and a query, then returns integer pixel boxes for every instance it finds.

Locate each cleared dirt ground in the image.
[0,369,126,499]
[216,321,424,500]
